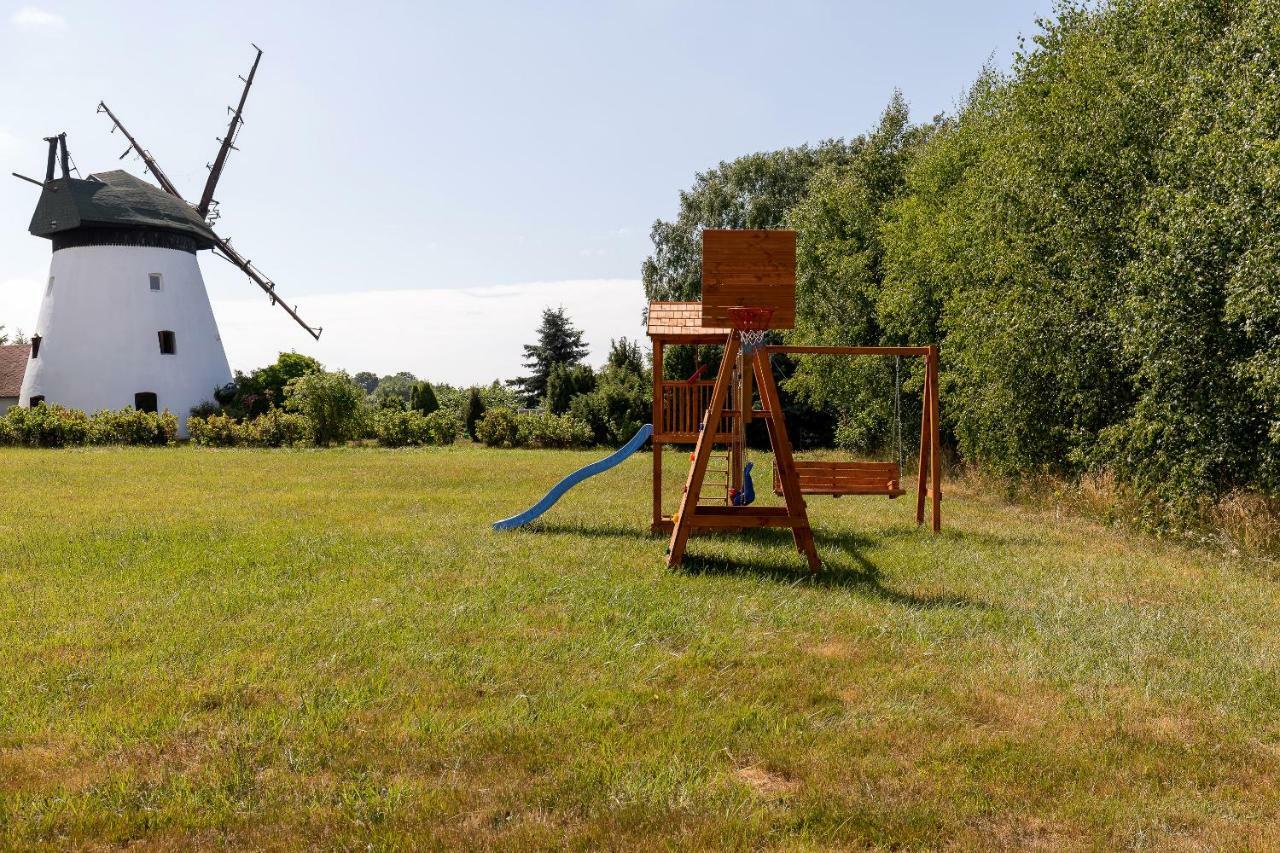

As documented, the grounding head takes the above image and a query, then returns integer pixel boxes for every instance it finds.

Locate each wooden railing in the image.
[659,381,735,441]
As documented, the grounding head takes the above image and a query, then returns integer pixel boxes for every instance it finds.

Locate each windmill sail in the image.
[96,54,322,341]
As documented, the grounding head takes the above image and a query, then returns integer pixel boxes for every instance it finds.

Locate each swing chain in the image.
[894,355,905,472]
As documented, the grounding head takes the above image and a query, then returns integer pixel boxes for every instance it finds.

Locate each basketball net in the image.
[727,307,774,355]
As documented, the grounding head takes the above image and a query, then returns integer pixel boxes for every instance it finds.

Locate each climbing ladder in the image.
[667,332,821,571]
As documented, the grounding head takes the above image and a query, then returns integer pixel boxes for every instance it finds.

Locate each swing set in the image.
[646,229,941,571]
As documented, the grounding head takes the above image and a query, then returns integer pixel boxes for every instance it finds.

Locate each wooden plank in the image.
[762,345,932,357]
[754,348,820,571]
[667,331,741,567]
[651,340,663,533]
[916,358,931,526]
[928,344,942,534]
[687,514,807,529]
[700,230,796,330]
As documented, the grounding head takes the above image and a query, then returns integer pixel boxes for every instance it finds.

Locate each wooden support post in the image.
[651,340,664,534]
[753,348,820,572]
[928,345,942,533]
[916,356,932,527]
[667,332,742,567]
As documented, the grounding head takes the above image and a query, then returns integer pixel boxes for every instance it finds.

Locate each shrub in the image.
[0,404,175,447]
[476,407,521,448]
[423,409,459,445]
[569,373,649,447]
[372,408,459,447]
[284,370,366,445]
[2,403,89,447]
[516,411,593,449]
[88,408,178,446]
[246,408,312,447]
[187,413,249,447]
[189,400,221,419]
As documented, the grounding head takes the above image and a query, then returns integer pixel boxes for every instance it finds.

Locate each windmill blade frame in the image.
[96,67,322,340]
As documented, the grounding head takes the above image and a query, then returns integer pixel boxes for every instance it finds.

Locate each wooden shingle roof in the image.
[646,301,731,342]
[0,343,30,397]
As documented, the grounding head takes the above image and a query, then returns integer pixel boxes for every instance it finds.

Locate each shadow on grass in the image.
[678,528,985,610]
[527,519,984,610]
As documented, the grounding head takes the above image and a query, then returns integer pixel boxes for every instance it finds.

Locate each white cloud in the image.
[0,276,40,338]
[0,128,17,152]
[213,279,647,385]
[11,5,64,30]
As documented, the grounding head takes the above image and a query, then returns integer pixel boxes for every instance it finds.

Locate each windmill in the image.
[13,46,320,434]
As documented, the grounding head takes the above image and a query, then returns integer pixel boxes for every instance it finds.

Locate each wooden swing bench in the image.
[772,460,905,498]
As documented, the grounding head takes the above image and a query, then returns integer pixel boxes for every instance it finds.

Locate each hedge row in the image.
[475,408,594,449]
[186,407,459,448]
[0,403,177,448]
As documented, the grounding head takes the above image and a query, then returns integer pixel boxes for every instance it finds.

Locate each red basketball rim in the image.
[727,306,775,331]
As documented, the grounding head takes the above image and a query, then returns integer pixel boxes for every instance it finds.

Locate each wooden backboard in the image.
[700,229,796,330]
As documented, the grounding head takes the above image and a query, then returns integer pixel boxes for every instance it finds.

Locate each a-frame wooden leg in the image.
[753,349,820,572]
[667,332,741,567]
[916,360,932,527]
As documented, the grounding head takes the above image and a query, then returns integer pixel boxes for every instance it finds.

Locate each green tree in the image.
[545,362,595,415]
[216,352,323,419]
[511,307,589,405]
[284,370,366,445]
[352,371,380,394]
[784,92,933,451]
[463,387,486,440]
[642,140,867,305]
[373,372,418,403]
[409,381,440,415]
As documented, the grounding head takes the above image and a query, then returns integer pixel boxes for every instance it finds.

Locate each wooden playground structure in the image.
[646,230,941,571]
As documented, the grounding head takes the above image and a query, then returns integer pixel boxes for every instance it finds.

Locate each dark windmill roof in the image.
[28,170,216,249]
[0,344,30,398]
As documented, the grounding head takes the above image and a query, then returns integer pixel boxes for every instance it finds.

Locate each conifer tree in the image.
[511,307,589,405]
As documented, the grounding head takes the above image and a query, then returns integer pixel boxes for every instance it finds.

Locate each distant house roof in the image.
[0,343,30,398]
[646,301,731,342]
[28,170,216,249]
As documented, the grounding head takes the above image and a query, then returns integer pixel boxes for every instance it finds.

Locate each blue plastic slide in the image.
[492,424,654,531]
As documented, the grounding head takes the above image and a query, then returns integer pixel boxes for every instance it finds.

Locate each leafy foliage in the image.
[284,371,367,446]
[546,363,595,415]
[371,409,458,447]
[216,352,323,419]
[475,407,593,449]
[0,403,177,447]
[568,338,651,445]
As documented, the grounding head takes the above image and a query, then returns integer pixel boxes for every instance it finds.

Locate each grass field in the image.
[2,445,1279,849]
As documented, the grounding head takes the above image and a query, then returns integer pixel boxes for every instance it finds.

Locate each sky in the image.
[0,1,1046,385]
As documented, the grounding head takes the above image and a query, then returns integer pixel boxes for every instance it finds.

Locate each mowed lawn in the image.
[2,446,1279,849]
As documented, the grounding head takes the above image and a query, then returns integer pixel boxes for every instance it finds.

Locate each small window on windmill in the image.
[30,335,41,358]
[46,276,54,296]
[29,395,44,407]
[149,273,163,292]
[134,392,158,413]
[158,330,176,355]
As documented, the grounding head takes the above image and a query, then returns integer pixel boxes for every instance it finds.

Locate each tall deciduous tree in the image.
[511,307,589,405]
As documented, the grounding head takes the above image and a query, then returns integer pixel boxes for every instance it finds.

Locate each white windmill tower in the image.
[13,47,321,434]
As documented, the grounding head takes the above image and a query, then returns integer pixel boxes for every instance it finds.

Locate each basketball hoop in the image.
[727,306,774,353]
